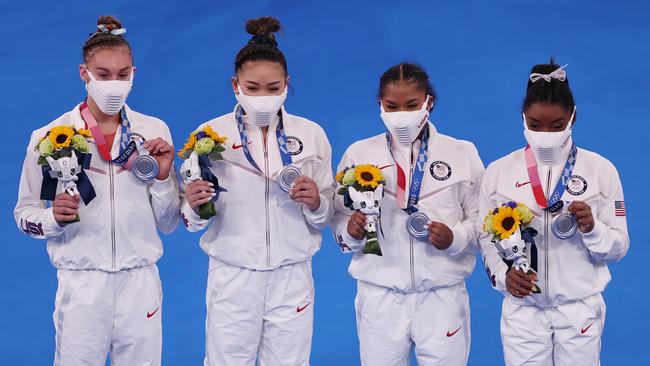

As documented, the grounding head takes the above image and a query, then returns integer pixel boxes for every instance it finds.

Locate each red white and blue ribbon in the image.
[524,143,577,212]
[385,125,430,215]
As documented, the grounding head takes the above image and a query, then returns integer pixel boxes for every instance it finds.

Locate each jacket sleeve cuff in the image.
[580,219,605,250]
[150,175,175,197]
[335,229,367,253]
[180,200,211,231]
[443,221,470,256]
[302,193,329,222]
[44,207,66,237]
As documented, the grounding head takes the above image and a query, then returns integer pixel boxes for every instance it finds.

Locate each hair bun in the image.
[245,16,281,39]
[97,15,123,31]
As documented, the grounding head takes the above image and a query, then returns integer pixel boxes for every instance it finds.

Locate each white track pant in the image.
[53,264,163,366]
[501,293,606,366]
[204,258,314,366]
[355,281,471,366]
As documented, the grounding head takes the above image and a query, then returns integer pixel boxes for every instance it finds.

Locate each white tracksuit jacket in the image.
[479,140,629,307]
[331,122,484,293]
[14,103,180,271]
[180,106,335,270]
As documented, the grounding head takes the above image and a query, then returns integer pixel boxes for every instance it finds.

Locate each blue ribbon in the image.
[546,144,578,213]
[197,154,227,202]
[40,152,96,205]
[235,105,292,173]
[385,125,430,215]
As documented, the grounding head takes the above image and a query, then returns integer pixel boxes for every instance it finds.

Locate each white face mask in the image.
[380,95,430,145]
[84,66,133,116]
[523,106,576,164]
[235,84,287,127]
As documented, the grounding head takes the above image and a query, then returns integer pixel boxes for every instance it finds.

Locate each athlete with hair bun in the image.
[331,63,484,365]
[14,15,179,365]
[479,59,630,365]
[180,16,334,366]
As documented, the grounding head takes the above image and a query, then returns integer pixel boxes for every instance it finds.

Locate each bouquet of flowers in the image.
[483,201,540,293]
[36,125,95,222]
[178,125,228,219]
[336,164,385,256]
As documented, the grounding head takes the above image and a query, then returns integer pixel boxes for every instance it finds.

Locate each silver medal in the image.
[406,211,430,240]
[132,144,159,182]
[551,213,578,239]
[278,165,301,192]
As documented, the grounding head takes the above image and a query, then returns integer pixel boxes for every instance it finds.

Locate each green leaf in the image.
[337,187,347,196]
[215,145,226,153]
[37,156,48,165]
[363,233,382,256]
[199,202,217,220]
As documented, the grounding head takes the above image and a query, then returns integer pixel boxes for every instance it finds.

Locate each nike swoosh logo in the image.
[446,326,462,337]
[296,302,311,313]
[147,307,160,319]
[232,142,251,150]
[378,164,395,170]
[515,181,531,188]
[581,322,593,334]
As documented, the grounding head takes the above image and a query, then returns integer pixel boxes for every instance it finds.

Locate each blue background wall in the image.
[1,0,648,364]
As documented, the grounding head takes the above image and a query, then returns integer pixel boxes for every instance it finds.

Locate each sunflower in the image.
[354,164,383,189]
[492,206,521,240]
[177,133,198,158]
[49,126,75,149]
[204,125,227,145]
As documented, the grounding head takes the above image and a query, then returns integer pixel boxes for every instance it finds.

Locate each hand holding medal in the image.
[288,175,321,211]
[139,137,174,181]
[567,201,594,234]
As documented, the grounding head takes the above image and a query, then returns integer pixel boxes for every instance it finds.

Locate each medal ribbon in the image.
[80,101,138,168]
[385,125,430,215]
[235,105,293,175]
[524,144,577,212]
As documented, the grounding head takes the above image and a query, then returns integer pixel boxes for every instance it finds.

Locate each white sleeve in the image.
[445,142,485,256]
[330,146,366,253]
[580,162,629,262]
[148,124,181,234]
[14,133,67,239]
[302,128,335,229]
[477,166,510,294]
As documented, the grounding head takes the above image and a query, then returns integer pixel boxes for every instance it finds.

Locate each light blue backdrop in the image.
[1,0,648,364]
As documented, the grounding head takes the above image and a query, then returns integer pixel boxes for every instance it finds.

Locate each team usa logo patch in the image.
[566,175,587,196]
[430,161,452,181]
[285,136,303,155]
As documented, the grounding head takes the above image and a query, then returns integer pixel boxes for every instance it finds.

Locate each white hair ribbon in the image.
[529,64,568,83]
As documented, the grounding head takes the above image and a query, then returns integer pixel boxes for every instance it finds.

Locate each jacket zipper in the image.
[544,166,552,303]
[263,130,271,268]
[109,162,116,269]
[409,146,416,289]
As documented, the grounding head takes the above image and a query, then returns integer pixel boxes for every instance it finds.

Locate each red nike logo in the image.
[296,302,311,313]
[446,326,462,337]
[515,181,531,188]
[146,307,160,319]
[378,164,395,170]
[581,322,593,334]
[232,142,251,150]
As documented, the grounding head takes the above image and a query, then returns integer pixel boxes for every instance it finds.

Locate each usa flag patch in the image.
[615,201,626,217]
